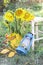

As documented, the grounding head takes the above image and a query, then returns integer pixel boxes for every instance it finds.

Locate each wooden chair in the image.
[31,17,43,50]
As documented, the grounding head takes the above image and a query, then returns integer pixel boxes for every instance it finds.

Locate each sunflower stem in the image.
[8,23,12,34]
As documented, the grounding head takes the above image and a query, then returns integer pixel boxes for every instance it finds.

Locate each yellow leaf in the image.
[8,51,16,57]
[1,48,10,54]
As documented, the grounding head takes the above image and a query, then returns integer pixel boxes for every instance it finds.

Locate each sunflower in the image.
[5,33,17,41]
[15,8,24,19]
[5,33,22,48]
[4,11,14,22]
[10,33,22,48]
[22,10,35,22]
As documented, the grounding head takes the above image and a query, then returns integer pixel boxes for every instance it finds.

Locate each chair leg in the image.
[32,37,34,50]
[36,23,39,42]
[31,21,35,50]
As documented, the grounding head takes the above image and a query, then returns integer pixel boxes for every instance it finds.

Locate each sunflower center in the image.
[16,10,23,16]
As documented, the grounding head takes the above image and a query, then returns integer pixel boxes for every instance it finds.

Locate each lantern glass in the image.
[20,37,30,49]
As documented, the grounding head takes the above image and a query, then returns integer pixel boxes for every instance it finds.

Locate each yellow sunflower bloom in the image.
[6,33,22,48]
[5,33,17,41]
[22,10,35,22]
[15,8,24,19]
[4,11,14,22]
[10,33,22,48]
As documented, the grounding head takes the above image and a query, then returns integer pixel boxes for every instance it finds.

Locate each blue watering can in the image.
[16,32,33,55]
